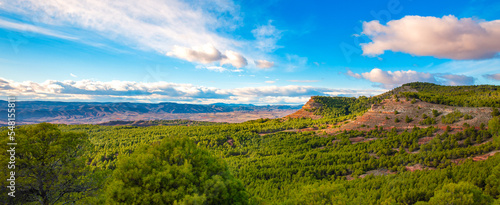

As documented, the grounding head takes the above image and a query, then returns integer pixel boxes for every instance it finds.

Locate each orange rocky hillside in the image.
[286,97,323,120]
[325,98,493,133]
[285,95,494,135]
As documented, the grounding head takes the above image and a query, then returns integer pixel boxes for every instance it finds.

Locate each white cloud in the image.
[167,44,247,68]
[0,0,248,64]
[70,73,77,78]
[361,69,436,87]
[220,50,248,68]
[265,81,276,84]
[346,69,362,79]
[346,68,475,89]
[0,18,76,40]
[361,15,500,60]
[484,73,500,81]
[255,60,274,69]
[0,78,385,104]
[168,44,223,64]
[252,21,283,52]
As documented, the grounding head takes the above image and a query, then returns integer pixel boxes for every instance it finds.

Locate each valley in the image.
[0,101,300,125]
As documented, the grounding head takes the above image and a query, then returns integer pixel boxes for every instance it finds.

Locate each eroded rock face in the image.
[302,98,323,111]
[285,97,323,119]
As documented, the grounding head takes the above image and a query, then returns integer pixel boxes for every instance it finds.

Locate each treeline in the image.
[399,82,500,107]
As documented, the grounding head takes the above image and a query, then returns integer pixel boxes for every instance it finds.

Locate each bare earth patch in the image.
[405,164,436,172]
[322,99,493,134]
[451,150,500,164]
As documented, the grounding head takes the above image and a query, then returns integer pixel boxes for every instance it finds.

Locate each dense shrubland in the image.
[400,82,500,107]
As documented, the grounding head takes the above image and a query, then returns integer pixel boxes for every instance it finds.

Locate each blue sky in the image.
[0,0,499,104]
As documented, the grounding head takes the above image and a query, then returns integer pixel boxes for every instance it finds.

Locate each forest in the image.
[1,83,500,204]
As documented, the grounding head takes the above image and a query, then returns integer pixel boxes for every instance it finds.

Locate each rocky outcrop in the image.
[285,97,323,119]
[301,98,323,111]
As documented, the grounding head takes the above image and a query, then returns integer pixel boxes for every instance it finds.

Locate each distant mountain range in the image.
[0,100,301,125]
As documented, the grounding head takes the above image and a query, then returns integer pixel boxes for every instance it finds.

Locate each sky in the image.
[0,0,499,105]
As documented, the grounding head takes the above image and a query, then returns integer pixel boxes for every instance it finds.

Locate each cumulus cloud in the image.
[346,68,475,89]
[167,44,248,68]
[361,15,500,60]
[254,60,274,69]
[252,21,283,52]
[0,78,385,104]
[484,73,500,81]
[220,50,248,68]
[359,69,436,87]
[167,44,223,64]
[346,69,362,79]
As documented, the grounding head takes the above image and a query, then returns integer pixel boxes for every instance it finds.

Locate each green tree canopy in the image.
[105,137,249,204]
[427,182,493,205]
[0,123,99,205]
[489,117,500,137]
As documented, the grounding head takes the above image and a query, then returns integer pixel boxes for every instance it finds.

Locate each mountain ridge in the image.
[0,100,301,125]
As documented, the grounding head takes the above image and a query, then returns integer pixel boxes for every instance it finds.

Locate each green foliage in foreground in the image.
[106,137,248,205]
[0,123,103,205]
[425,181,493,205]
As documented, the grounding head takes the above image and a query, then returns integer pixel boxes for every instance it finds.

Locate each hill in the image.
[324,98,495,143]
[286,82,500,131]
